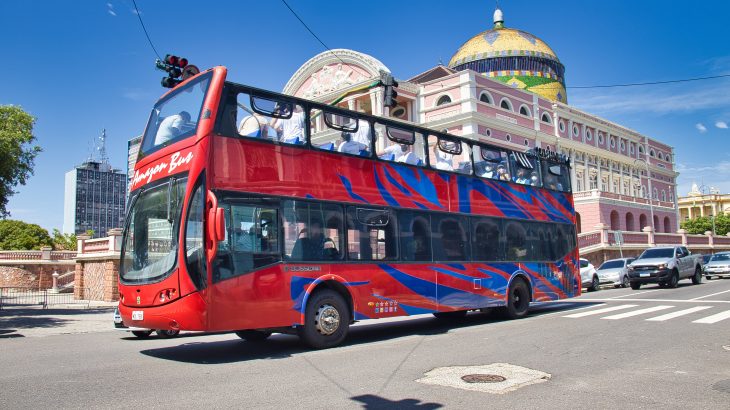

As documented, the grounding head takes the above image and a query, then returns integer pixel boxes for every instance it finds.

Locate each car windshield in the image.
[120,178,187,284]
[710,254,730,261]
[139,72,212,157]
[599,260,624,269]
[639,248,674,259]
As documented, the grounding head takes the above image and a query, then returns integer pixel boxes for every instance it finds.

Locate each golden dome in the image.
[448,27,561,67]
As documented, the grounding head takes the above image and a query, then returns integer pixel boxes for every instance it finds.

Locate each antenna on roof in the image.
[98,129,109,165]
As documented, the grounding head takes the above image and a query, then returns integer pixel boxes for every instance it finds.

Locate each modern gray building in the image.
[63,130,127,238]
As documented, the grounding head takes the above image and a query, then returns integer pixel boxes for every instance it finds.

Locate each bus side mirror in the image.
[214,208,226,241]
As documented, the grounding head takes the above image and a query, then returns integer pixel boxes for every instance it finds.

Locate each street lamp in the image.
[634,158,655,232]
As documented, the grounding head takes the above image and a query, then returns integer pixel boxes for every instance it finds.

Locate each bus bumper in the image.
[118,292,207,331]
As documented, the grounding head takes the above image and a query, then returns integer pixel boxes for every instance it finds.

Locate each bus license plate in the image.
[132,311,144,321]
[639,273,650,278]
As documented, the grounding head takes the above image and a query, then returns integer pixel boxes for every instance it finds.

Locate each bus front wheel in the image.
[500,278,530,320]
[298,289,350,349]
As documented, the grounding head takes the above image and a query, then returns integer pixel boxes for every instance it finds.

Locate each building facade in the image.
[281,8,679,235]
[678,183,730,221]
[63,160,127,238]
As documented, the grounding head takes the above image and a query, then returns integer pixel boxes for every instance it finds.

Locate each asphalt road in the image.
[1,278,729,409]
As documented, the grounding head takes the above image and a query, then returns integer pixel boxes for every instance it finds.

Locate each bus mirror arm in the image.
[205,191,225,260]
[214,208,226,241]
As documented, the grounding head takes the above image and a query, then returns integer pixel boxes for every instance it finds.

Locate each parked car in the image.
[627,246,703,289]
[580,258,600,292]
[596,257,636,288]
[703,252,730,280]
[701,254,713,267]
[113,306,180,339]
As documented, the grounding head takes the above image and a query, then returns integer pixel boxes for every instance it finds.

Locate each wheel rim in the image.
[315,304,340,335]
[512,286,528,313]
[623,276,630,287]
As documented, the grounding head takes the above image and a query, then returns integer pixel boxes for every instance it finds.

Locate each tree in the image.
[681,213,730,236]
[52,229,77,251]
[0,105,42,218]
[0,219,53,250]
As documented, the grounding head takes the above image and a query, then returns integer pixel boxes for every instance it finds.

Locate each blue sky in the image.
[1,0,728,232]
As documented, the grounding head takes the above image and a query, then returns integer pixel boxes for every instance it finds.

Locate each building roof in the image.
[448,26,561,68]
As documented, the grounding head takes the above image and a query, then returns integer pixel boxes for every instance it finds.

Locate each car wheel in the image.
[705,275,712,280]
[433,310,468,320]
[621,275,630,288]
[500,278,530,319]
[156,329,180,339]
[588,275,600,292]
[668,270,679,288]
[235,330,272,342]
[297,289,350,349]
[691,267,702,285]
[131,330,153,339]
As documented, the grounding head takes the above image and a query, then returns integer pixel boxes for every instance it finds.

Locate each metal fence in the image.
[0,287,90,310]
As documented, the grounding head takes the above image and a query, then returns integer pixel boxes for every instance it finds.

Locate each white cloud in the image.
[677,160,730,196]
[696,123,707,133]
[122,89,153,101]
[108,9,117,16]
[716,121,728,129]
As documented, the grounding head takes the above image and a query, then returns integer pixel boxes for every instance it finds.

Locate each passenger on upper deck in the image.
[432,145,453,171]
[338,132,368,155]
[271,106,305,144]
[497,164,510,181]
[514,168,529,184]
[154,111,191,145]
[379,143,420,165]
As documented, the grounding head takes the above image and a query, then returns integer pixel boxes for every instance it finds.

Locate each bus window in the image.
[427,135,472,174]
[141,72,212,155]
[399,211,432,261]
[213,202,280,282]
[541,161,571,192]
[510,152,541,187]
[236,93,306,146]
[310,110,371,156]
[184,178,206,290]
[346,207,397,260]
[472,218,502,261]
[374,123,425,166]
[504,221,528,261]
[473,146,509,181]
[431,214,470,261]
[283,201,344,261]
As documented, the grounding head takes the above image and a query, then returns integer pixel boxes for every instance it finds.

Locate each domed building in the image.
[448,9,567,103]
[283,6,680,261]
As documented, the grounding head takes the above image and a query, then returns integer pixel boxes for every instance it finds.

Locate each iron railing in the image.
[0,287,90,310]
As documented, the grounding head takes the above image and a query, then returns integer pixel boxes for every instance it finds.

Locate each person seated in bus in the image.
[529,171,540,186]
[378,143,420,165]
[432,145,453,171]
[290,221,333,260]
[322,238,339,260]
[238,113,273,139]
[545,175,563,191]
[497,164,510,181]
[154,111,191,145]
[513,168,529,184]
[271,106,305,144]
[337,132,369,155]
[352,118,371,147]
[479,163,496,179]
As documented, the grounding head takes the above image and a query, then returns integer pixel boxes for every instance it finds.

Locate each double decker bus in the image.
[119,65,579,348]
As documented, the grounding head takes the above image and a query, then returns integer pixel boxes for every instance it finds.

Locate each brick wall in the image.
[0,263,76,289]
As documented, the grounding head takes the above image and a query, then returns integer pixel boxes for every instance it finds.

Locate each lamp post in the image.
[634,158,655,232]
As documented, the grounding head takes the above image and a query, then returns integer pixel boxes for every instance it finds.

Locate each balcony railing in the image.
[579,224,730,255]
[573,190,674,208]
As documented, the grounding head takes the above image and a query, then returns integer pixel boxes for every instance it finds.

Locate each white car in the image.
[597,258,636,288]
[580,258,600,292]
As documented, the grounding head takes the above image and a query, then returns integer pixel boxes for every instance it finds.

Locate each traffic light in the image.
[380,71,398,109]
[156,54,192,88]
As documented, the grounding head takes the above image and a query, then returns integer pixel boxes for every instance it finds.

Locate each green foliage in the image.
[0,105,42,218]
[681,213,730,236]
[52,229,77,251]
[0,219,53,250]
[494,75,559,89]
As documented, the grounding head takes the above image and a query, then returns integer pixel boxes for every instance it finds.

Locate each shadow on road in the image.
[0,307,114,337]
[351,394,442,409]
[139,301,600,364]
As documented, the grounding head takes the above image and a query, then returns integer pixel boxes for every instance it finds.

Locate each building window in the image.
[500,98,513,111]
[638,145,645,154]
[589,175,598,190]
[519,105,531,117]
[505,134,512,142]
[630,144,635,154]
[662,190,667,202]
[650,149,656,157]
[485,128,492,137]
[541,113,552,124]
[610,137,616,148]
[436,94,452,106]
[620,141,626,151]
[572,125,579,137]
[524,139,530,146]
[598,132,604,144]
[585,129,592,141]
[479,92,493,105]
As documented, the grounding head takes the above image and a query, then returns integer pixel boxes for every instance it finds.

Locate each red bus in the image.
[119,66,579,348]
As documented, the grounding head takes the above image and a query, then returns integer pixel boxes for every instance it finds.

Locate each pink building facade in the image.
[282,10,679,237]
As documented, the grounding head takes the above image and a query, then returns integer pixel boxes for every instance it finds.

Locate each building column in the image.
[608,162,614,193]
[597,159,603,191]
[570,149,578,191]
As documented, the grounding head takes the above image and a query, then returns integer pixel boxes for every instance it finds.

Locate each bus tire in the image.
[433,310,468,320]
[298,289,350,349]
[235,330,272,342]
[500,278,530,320]
[132,330,153,339]
[156,329,180,339]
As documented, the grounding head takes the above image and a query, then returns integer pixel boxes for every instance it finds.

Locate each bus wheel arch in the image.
[501,273,532,319]
[508,272,533,302]
[299,278,355,325]
[298,283,352,349]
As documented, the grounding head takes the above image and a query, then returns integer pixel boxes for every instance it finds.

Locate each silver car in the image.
[704,252,730,280]
[597,257,636,288]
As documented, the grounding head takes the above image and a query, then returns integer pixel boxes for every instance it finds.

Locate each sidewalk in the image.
[0,302,117,338]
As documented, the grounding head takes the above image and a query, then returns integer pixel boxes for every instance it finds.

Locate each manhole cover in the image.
[462,374,506,383]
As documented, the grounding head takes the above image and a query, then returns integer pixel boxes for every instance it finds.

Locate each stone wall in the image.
[0,263,76,289]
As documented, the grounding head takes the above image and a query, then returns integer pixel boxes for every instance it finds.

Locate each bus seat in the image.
[380,153,395,161]
[318,142,335,151]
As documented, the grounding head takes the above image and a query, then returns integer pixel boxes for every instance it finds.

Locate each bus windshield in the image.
[120,178,187,284]
[139,72,212,157]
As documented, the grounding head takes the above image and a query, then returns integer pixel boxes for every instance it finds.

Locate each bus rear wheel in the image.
[298,289,350,349]
[131,330,153,339]
[500,278,530,320]
[235,330,272,342]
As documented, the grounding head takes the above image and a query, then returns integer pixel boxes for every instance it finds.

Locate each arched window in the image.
[639,214,648,230]
[638,145,645,154]
[653,215,660,231]
[664,217,672,233]
[479,92,493,105]
[610,210,620,230]
[541,113,552,124]
[436,94,452,106]
[500,98,513,111]
[650,149,656,157]
[626,213,635,231]
[519,105,531,117]
[653,188,658,200]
